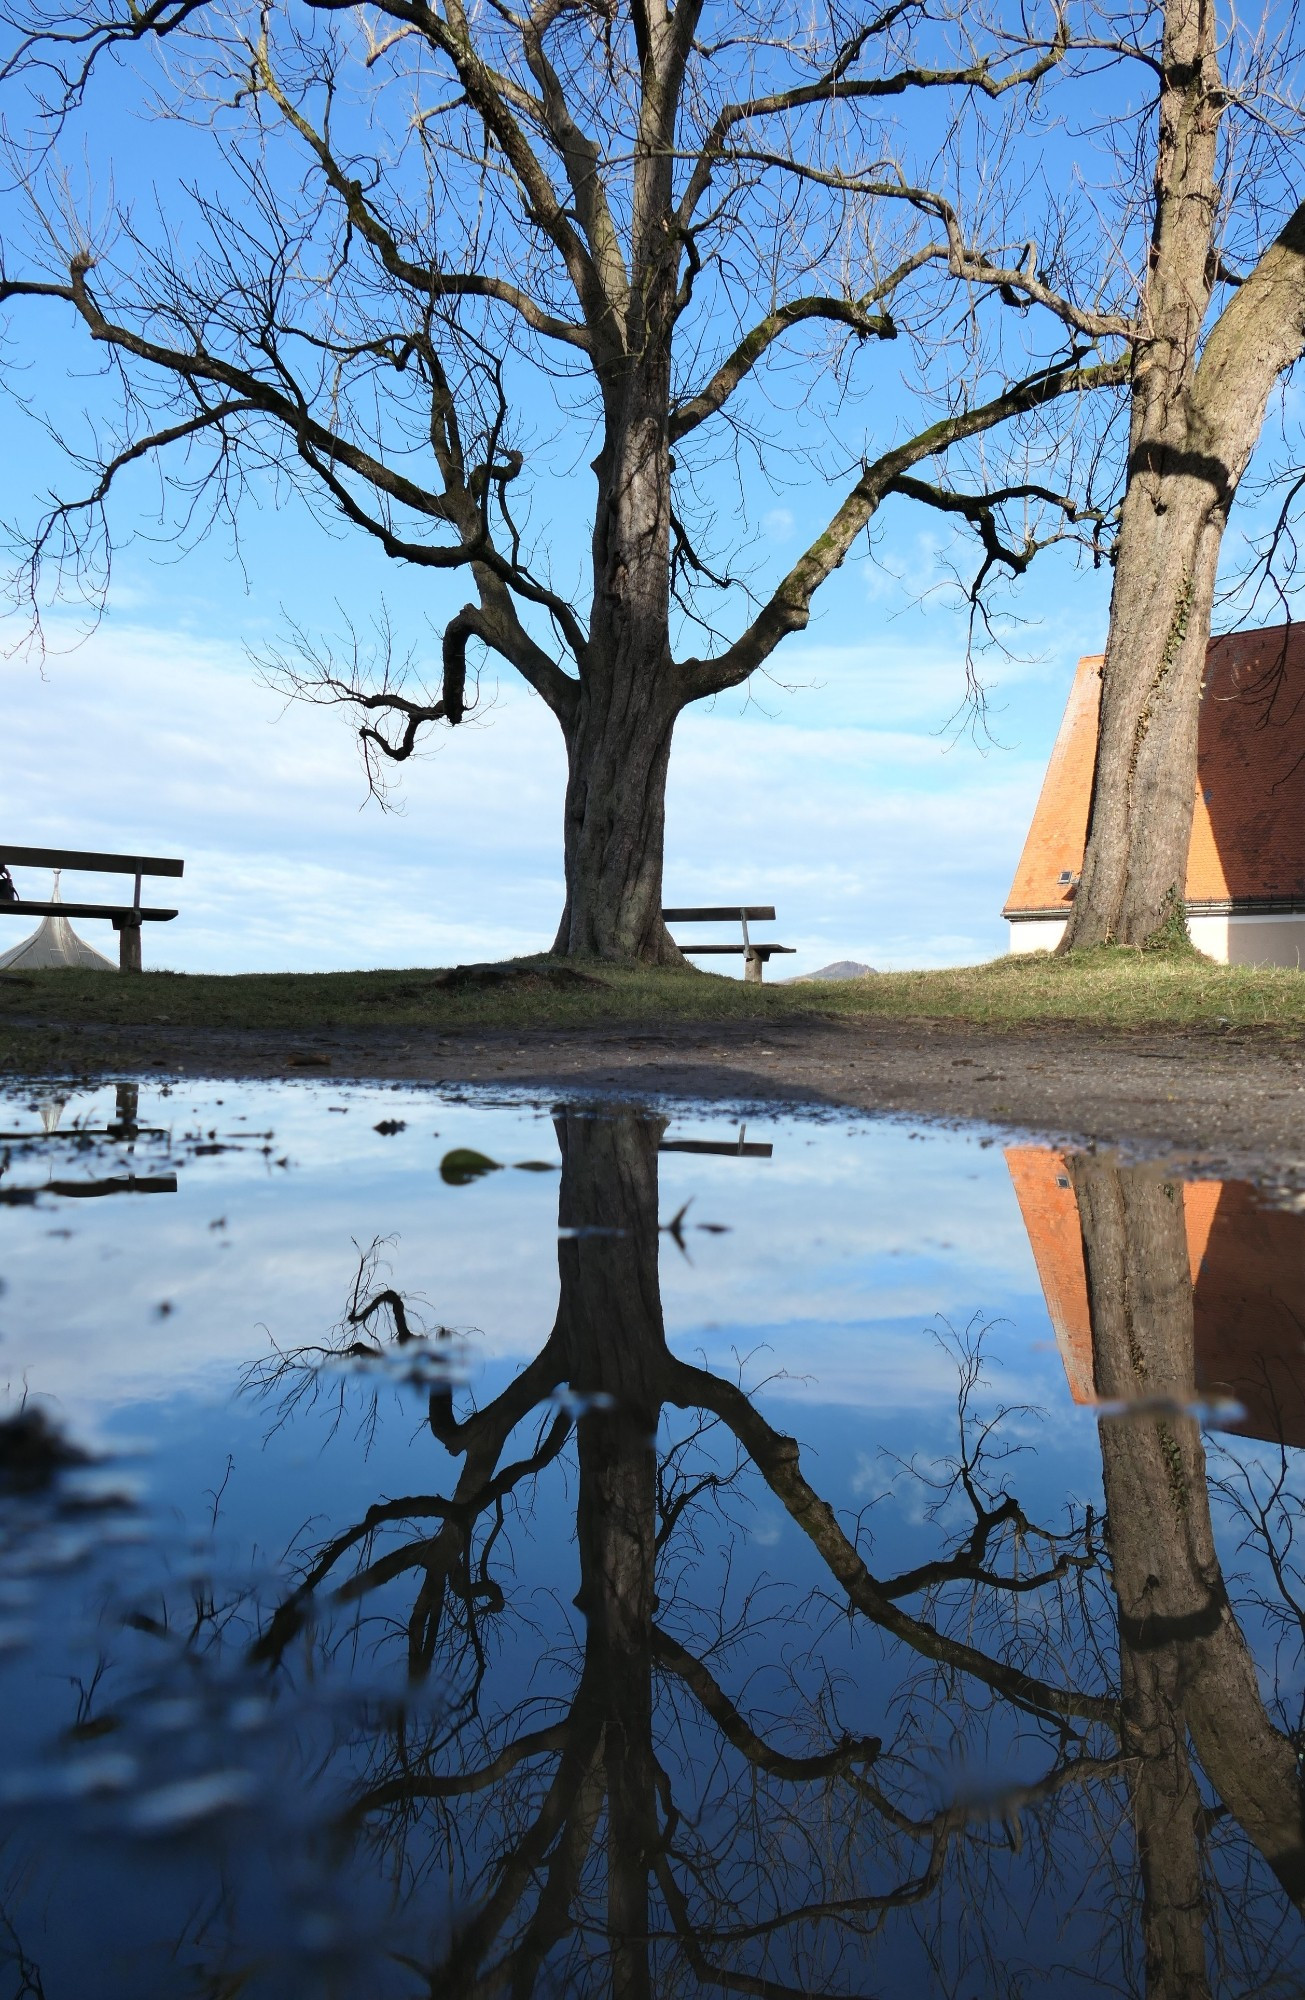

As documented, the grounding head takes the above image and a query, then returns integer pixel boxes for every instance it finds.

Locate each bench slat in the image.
[47,1176,178,1198]
[658,1139,774,1158]
[663,906,775,922]
[678,943,795,956]
[0,901,178,922]
[0,845,184,878]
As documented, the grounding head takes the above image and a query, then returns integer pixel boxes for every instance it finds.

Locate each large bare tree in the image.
[0,0,1125,962]
[1062,0,1305,950]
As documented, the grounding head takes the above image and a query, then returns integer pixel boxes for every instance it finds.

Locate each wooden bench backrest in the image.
[0,845,184,878]
[662,905,775,922]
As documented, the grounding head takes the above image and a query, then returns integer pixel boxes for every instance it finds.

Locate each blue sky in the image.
[1,5,1296,978]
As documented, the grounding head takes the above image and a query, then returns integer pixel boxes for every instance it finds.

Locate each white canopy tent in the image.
[0,872,115,972]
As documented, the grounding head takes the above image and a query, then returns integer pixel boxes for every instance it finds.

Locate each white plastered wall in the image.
[1009,912,1305,966]
[1192,913,1305,968]
[1008,918,1068,954]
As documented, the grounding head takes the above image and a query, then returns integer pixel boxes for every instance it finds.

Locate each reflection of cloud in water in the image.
[1,1095,1305,1992]
[0,1084,1049,1429]
[674,1317,979,1410]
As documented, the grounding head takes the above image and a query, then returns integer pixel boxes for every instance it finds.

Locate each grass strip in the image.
[0,946,1303,1046]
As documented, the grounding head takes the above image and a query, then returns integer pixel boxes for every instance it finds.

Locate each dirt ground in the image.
[13,1010,1305,1191]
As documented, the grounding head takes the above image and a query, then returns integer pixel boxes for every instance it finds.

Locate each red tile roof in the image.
[1006,623,1305,914]
[1008,1147,1305,1448]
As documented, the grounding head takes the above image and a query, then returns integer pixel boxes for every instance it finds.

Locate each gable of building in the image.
[1005,624,1305,916]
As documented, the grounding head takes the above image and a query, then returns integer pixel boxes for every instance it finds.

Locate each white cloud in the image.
[761,507,796,540]
[5,624,567,971]
[5,619,1060,973]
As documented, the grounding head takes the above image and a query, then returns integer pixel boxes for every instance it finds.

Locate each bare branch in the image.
[670,289,910,444]
[676,12,1072,232]
[682,353,1131,698]
[248,34,593,352]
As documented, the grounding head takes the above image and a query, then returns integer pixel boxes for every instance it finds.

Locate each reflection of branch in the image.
[664,1354,1117,1728]
[652,1626,881,1781]
[438,1694,606,1994]
[0,1904,47,2000]
[427,1331,567,1451]
[251,1401,572,1665]
[879,1492,1095,1601]
[659,1749,1124,1954]
[345,1720,571,1819]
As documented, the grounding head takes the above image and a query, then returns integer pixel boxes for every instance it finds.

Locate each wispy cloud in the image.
[6,615,1069,973]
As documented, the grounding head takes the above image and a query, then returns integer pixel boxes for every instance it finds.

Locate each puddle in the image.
[0,1080,1303,1994]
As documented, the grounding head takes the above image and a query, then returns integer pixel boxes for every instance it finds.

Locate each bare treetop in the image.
[0,0,1245,958]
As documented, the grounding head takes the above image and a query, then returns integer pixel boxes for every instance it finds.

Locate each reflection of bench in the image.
[660,1124,772,1158]
[663,906,795,984]
[0,1175,177,1203]
[0,844,184,972]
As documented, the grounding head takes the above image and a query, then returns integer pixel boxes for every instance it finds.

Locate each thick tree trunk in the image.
[1063,0,1220,950]
[558,1109,668,1994]
[1064,488,1222,949]
[553,334,689,965]
[552,669,683,963]
[1063,0,1305,947]
[1065,252,1305,951]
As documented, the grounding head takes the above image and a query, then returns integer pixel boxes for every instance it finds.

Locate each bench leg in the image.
[744,947,764,985]
[114,917,143,974]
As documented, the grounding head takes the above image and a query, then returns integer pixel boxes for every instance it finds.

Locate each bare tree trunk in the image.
[1064,0,1305,948]
[553,360,686,964]
[553,671,682,962]
[558,1109,669,1993]
[1063,0,1220,950]
[1073,1156,1305,1998]
[1067,497,1220,951]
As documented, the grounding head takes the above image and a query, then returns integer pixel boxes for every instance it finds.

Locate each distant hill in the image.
[781,960,877,983]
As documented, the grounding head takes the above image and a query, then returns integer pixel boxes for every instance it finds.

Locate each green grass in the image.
[826,947,1305,1033]
[1,946,1304,1052]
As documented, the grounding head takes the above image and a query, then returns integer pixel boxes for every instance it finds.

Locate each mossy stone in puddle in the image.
[439,1147,502,1185]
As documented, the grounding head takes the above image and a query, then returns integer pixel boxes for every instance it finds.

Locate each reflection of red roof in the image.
[1008,1148,1305,1449]
[1191,1183,1305,1447]
[1006,625,1305,914]
[1005,1150,1094,1402]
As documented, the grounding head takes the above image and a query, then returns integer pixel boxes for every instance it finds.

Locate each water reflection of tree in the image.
[247,1117,1305,1996]
[1070,1156,1305,2000]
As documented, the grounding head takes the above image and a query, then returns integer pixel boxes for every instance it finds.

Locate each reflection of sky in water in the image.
[0,1081,1300,1997]
[3,1082,1098,1579]
[6,1080,1067,1417]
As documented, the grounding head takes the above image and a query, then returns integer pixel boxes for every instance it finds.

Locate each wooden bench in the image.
[0,844,184,973]
[663,905,795,984]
